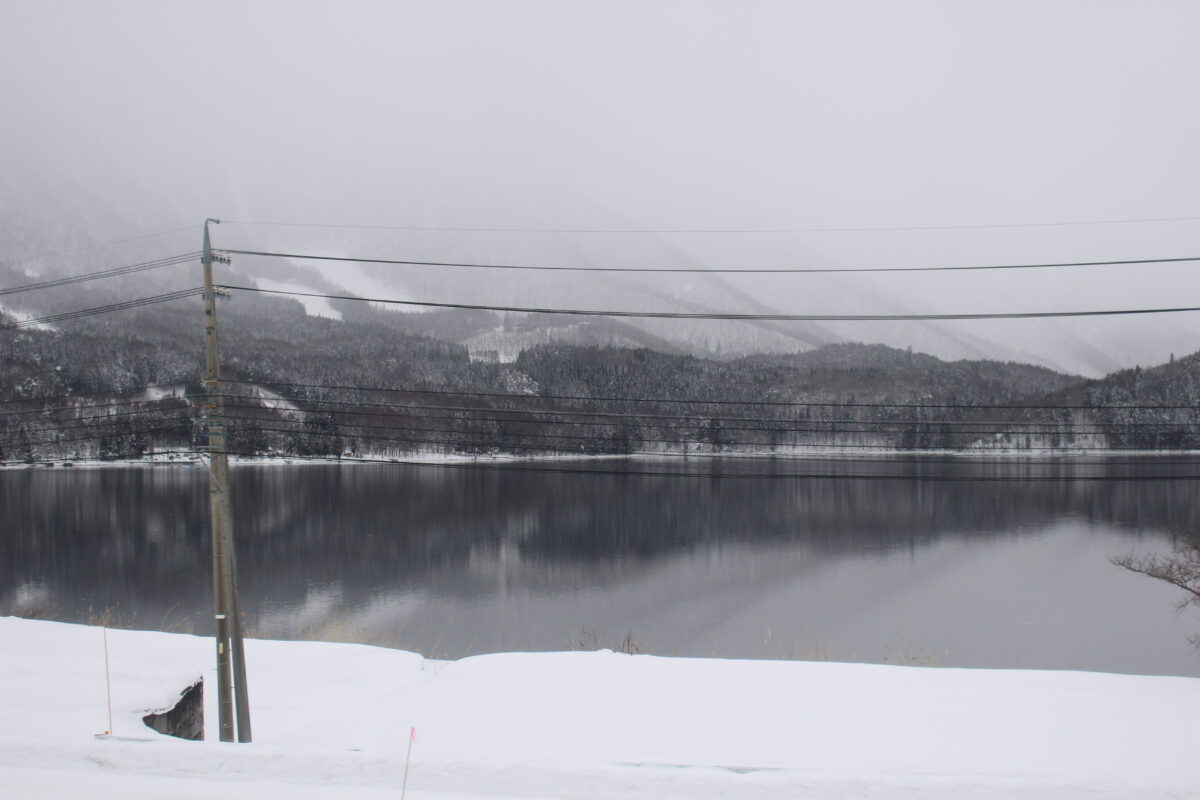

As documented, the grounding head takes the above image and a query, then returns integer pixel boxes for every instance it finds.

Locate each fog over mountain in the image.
[2,0,1198,376]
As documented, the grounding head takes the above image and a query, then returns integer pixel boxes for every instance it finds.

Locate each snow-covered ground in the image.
[3,617,1197,799]
[255,279,344,320]
[0,300,56,331]
[138,385,187,402]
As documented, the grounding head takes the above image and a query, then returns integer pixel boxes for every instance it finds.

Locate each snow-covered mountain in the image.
[3,171,1198,377]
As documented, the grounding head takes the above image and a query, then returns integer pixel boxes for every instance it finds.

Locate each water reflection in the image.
[2,457,1197,675]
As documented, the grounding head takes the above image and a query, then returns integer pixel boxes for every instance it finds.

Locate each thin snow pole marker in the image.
[400,726,416,799]
[103,627,113,735]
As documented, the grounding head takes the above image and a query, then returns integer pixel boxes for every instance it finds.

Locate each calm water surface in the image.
[2,456,1198,676]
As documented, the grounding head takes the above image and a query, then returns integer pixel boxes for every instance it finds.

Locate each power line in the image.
[4,387,1185,431]
[223,393,1190,431]
[217,417,1200,466]
[1,226,201,266]
[219,216,1200,235]
[0,449,197,468]
[221,414,1198,453]
[218,398,1199,434]
[3,423,194,451]
[222,378,1200,411]
[0,382,194,407]
[221,411,1198,442]
[6,382,1184,427]
[221,284,1200,322]
[219,248,1200,275]
[14,422,193,449]
[216,407,1200,449]
[10,405,1183,456]
[216,390,1200,424]
[0,394,195,419]
[1,376,1193,415]
[9,408,196,434]
[216,394,1046,428]
[2,407,195,429]
[0,288,204,331]
[6,445,1195,477]
[7,418,1195,462]
[5,388,1188,460]
[213,449,1200,482]
[0,253,200,297]
[7,414,1194,465]
[8,423,1194,469]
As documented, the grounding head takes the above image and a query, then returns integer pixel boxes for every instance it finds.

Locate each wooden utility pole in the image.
[201,218,252,742]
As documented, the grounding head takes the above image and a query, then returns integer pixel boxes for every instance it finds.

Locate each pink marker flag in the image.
[411,726,417,742]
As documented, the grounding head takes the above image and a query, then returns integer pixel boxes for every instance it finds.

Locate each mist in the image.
[2,0,1198,375]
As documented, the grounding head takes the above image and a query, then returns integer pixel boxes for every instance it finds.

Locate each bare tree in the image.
[1112,536,1200,648]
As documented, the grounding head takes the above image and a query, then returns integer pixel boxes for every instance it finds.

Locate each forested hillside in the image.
[2,285,1198,462]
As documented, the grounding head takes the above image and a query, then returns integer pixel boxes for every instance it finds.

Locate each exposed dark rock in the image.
[142,678,203,741]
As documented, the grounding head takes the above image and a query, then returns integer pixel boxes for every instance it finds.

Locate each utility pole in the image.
[201,218,252,742]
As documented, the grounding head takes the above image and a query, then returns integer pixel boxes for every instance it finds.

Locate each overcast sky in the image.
[2,0,1198,371]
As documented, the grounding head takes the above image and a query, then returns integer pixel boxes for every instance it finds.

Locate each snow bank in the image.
[139,385,187,402]
[255,279,344,320]
[2,617,1197,799]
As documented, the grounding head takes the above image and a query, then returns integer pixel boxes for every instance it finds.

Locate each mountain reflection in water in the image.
[2,456,1198,676]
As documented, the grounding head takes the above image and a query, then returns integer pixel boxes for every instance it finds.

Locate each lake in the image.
[2,455,1198,676]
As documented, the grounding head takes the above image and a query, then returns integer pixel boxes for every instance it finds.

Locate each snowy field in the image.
[2,617,1198,799]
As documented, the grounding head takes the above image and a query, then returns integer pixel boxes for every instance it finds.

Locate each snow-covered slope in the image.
[3,617,1197,799]
[5,187,1197,378]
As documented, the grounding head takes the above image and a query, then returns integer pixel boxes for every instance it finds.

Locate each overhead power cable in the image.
[2,376,1194,414]
[1,225,200,266]
[215,415,1200,466]
[0,394,194,419]
[217,405,1193,446]
[219,248,1200,275]
[0,449,197,468]
[4,446,1194,477]
[213,450,1200,482]
[219,394,1053,427]
[217,397,1200,434]
[5,383,1188,423]
[9,408,196,434]
[0,253,200,297]
[220,414,1197,453]
[9,418,1194,469]
[219,216,1200,234]
[221,284,1200,322]
[0,288,205,331]
[223,378,1200,412]
[3,423,194,451]
[219,408,1198,440]
[0,382,195,407]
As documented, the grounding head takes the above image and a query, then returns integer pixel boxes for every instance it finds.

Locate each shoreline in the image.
[4,446,1200,470]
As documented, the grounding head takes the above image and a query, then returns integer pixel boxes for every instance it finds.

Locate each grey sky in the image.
[2,0,1198,372]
